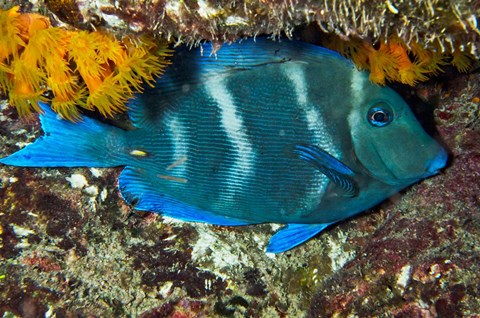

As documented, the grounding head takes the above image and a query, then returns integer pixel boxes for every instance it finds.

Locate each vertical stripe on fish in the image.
[205,76,257,206]
[282,63,339,216]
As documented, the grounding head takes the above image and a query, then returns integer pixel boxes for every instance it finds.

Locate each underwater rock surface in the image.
[3,0,480,55]
[0,68,479,316]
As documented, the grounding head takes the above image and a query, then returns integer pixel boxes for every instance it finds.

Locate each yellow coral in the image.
[387,40,429,86]
[0,6,171,121]
[409,42,446,75]
[451,47,474,73]
[324,33,474,86]
[0,6,24,62]
[368,43,399,85]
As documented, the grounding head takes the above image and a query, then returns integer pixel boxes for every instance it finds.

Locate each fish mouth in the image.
[421,147,448,178]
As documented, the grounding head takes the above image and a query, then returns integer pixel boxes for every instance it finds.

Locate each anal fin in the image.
[266,223,332,253]
[119,166,254,226]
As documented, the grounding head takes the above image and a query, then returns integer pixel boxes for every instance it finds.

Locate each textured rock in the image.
[1,70,479,317]
[3,0,480,55]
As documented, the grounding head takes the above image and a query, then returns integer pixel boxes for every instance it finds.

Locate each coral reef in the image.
[2,1,478,98]
[21,0,479,57]
[0,6,171,120]
[0,0,479,317]
[1,69,479,316]
[1,1,478,119]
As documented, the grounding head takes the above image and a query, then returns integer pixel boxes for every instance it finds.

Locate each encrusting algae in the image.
[0,6,171,121]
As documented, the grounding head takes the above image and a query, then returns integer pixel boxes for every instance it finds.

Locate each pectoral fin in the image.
[294,144,358,197]
[266,223,332,253]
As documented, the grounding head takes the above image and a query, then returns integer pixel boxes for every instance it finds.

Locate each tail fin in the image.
[1,102,125,167]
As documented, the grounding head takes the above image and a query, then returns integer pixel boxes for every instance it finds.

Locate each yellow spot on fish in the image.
[158,174,188,183]
[167,156,188,170]
[130,149,148,157]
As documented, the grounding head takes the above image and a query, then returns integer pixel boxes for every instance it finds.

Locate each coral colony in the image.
[320,33,475,86]
[0,6,171,121]
[1,5,479,119]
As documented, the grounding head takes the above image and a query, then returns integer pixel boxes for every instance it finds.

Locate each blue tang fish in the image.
[0,39,447,253]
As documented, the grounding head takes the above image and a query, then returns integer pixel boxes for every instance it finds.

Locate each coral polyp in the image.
[321,33,474,86]
[0,6,171,121]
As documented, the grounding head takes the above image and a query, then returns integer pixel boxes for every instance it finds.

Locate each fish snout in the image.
[424,147,448,177]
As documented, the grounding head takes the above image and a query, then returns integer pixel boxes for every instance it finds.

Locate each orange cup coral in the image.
[322,33,474,86]
[0,6,171,121]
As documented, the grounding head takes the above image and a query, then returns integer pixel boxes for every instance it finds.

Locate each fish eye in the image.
[367,105,393,127]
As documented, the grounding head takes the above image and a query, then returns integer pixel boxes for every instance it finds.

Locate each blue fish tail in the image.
[0,103,125,167]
